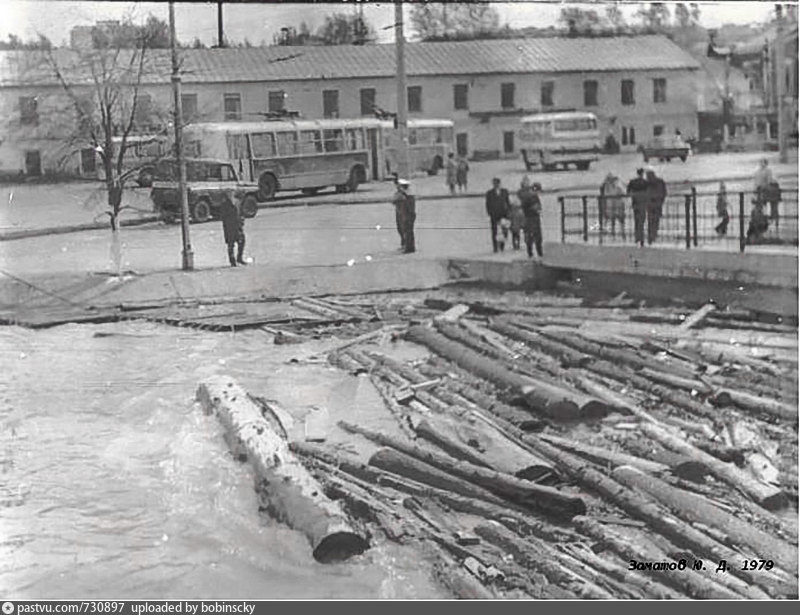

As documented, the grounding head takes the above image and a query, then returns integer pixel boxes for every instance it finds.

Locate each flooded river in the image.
[0,322,444,599]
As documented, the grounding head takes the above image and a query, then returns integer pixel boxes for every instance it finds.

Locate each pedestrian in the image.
[508,194,525,250]
[754,158,774,205]
[445,152,457,196]
[518,176,543,258]
[496,219,509,252]
[715,181,730,236]
[644,166,667,245]
[220,197,246,267]
[485,177,510,253]
[600,172,626,240]
[393,178,416,253]
[456,155,470,193]
[627,167,649,247]
[765,179,782,221]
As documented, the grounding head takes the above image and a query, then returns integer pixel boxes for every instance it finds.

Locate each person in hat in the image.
[518,177,544,258]
[600,172,626,240]
[392,178,416,253]
[485,177,510,253]
[626,167,649,247]
[220,197,247,267]
[644,166,667,244]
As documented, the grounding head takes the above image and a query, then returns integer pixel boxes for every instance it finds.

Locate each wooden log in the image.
[340,421,585,519]
[611,465,799,574]
[639,422,789,511]
[639,367,714,396]
[713,388,798,422]
[572,516,744,599]
[538,433,670,475]
[431,552,496,600]
[406,325,608,421]
[487,318,592,367]
[474,523,616,599]
[195,376,369,563]
[679,303,716,330]
[434,303,471,323]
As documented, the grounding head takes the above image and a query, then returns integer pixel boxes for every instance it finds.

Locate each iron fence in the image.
[559,188,798,252]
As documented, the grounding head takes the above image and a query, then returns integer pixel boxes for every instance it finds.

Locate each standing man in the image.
[518,177,544,258]
[393,178,416,253]
[220,197,247,267]
[445,152,458,196]
[456,155,470,193]
[485,177,510,253]
[627,168,649,247]
[644,166,667,245]
[754,158,774,203]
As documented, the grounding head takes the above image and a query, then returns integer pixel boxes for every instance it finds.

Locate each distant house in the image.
[0,35,701,178]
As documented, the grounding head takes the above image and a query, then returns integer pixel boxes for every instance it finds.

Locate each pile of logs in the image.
[197,289,798,599]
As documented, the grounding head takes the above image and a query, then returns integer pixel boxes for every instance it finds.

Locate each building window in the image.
[323,90,339,118]
[621,80,635,106]
[407,86,422,113]
[583,80,598,107]
[181,93,198,121]
[456,133,468,157]
[541,81,554,107]
[653,78,667,104]
[503,131,515,154]
[224,93,241,120]
[621,127,628,146]
[360,88,376,116]
[453,84,468,110]
[501,83,515,109]
[268,90,285,113]
[19,96,38,125]
[653,125,664,136]
[629,127,636,145]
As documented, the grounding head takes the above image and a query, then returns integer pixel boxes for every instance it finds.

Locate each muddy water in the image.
[0,323,445,599]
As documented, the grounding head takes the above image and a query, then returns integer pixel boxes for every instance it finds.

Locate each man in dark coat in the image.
[644,166,667,245]
[485,177,510,253]
[220,198,246,266]
[393,178,416,253]
[627,168,649,247]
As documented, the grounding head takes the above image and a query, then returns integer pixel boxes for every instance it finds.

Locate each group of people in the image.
[485,176,544,258]
[445,152,471,195]
[596,166,668,247]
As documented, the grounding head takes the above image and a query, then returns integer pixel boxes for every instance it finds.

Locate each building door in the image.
[503,131,515,154]
[25,150,42,176]
[456,133,468,157]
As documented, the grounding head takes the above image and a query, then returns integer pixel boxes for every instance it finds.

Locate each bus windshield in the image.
[554,117,597,132]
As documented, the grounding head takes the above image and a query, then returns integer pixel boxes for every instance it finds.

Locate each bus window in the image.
[251,132,276,158]
[555,118,596,132]
[323,129,344,152]
[345,128,365,151]
[185,140,202,157]
[443,127,454,143]
[435,128,444,144]
[299,130,323,154]
[276,131,298,156]
[226,133,250,160]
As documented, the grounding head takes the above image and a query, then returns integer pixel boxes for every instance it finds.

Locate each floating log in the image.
[611,465,799,574]
[573,516,744,599]
[340,421,584,519]
[405,325,608,421]
[196,376,369,563]
[639,367,714,396]
[679,303,717,330]
[713,388,798,422]
[639,422,788,511]
[487,319,592,367]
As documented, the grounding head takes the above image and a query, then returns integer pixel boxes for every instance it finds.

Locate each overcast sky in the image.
[4,1,778,47]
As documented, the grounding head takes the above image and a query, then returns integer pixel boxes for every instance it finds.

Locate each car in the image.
[638,135,691,162]
[150,159,260,224]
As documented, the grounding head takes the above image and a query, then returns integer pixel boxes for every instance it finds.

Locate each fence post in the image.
[559,196,565,243]
[684,195,691,249]
[739,192,746,253]
[598,196,604,245]
[691,186,698,247]
[582,195,588,243]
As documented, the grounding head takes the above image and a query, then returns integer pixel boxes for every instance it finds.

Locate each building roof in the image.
[0,35,700,88]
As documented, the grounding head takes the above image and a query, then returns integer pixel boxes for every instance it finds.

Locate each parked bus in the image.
[96,134,170,187]
[519,112,602,172]
[380,119,454,177]
[182,118,384,200]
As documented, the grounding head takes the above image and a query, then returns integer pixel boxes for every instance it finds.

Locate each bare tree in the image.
[410,2,503,41]
[634,2,672,31]
[41,22,167,275]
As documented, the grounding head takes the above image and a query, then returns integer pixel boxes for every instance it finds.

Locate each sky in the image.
[3,1,780,47]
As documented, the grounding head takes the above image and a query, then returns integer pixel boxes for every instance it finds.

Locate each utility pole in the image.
[394,1,409,179]
[169,1,194,270]
[775,4,787,162]
[217,1,225,48]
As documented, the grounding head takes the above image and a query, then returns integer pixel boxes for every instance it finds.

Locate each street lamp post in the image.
[394,2,410,180]
[169,1,194,271]
[775,4,788,162]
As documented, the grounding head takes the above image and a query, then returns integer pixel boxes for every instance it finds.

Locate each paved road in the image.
[1,150,797,280]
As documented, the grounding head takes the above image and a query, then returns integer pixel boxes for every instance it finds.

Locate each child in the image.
[496,217,510,252]
[509,197,525,250]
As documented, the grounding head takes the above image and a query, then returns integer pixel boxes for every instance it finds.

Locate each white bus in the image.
[95,134,170,187]
[381,119,455,177]
[182,118,384,200]
[519,111,602,171]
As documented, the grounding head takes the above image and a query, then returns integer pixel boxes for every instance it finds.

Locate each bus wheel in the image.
[191,199,212,223]
[680,155,687,162]
[428,155,442,175]
[576,161,590,171]
[137,168,154,187]
[258,173,278,200]
[346,167,362,192]
[241,195,258,218]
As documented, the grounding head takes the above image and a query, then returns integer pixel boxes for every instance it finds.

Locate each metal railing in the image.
[559,188,798,253]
